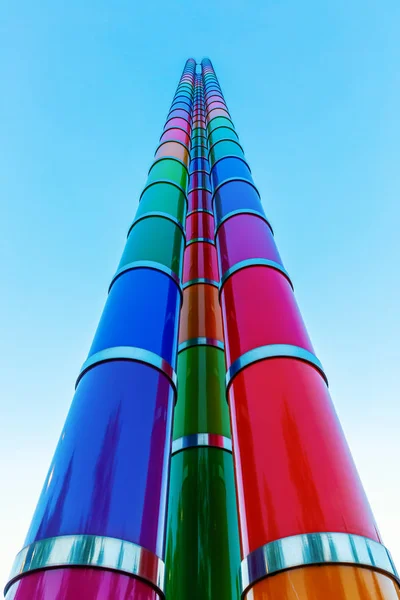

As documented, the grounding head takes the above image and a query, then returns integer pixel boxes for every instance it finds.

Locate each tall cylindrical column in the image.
[5,59,196,600]
[201,58,400,600]
[165,72,241,599]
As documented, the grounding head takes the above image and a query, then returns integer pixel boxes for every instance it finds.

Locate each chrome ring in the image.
[76,346,177,392]
[220,259,293,293]
[172,434,232,455]
[187,209,213,217]
[215,209,273,237]
[5,535,165,597]
[140,180,187,203]
[212,178,260,201]
[188,186,212,194]
[186,237,214,246]
[182,277,219,289]
[189,169,210,176]
[109,260,181,295]
[127,212,185,238]
[148,156,189,176]
[178,337,224,352]
[240,532,399,598]
[226,344,328,389]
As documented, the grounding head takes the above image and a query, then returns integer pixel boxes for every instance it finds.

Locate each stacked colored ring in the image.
[202,58,400,600]
[165,71,241,600]
[5,59,197,600]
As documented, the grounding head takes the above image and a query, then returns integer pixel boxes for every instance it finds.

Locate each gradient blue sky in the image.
[1,0,399,587]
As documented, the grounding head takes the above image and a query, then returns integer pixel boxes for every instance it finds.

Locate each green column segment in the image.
[136,183,187,227]
[166,448,241,599]
[173,346,231,439]
[165,68,241,600]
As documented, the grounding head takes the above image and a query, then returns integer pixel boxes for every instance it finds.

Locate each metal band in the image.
[215,209,273,237]
[226,344,328,389]
[140,180,187,203]
[109,260,181,296]
[5,535,165,597]
[220,259,293,292]
[178,337,224,352]
[210,154,252,174]
[186,237,214,246]
[240,532,400,598]
[189,169,210,176]
[188,186,212,194]
[148,156,189,176]
[182,278,219,289]
[77,346,177,393]
[171,434,232,456]
[187,209,213,217]
[127,212,185,239]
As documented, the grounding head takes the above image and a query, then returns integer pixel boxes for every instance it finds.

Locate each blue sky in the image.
[1,0,399,586]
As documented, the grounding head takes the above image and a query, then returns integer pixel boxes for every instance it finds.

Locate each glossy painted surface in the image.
[210,139,245,164]
[191,126,206,137]
[190,146,208,159]
[147,158,188,190]
[186,211,214,242]
[209,127,239,147]
[211,157,253,189]
[213,181,265,228]
[245,566,400,600]
[221,266,313,367]
[154,141,189,163]
[137,183,186,226]
[217,214,283,277]
[89,268,181,367]
[166,448,241,600]
[163,117,191,134]
[207,107,231,120]
[189,171,211,190]
[170,101,193,113]
[187,191,212,214]
[121,217,184,276]
[183,242,219,283]
[189,157,209,173]
[207,116,234,133]
[174,346,230,438]
[25,361,175,557]
[6,568,161,600]
[159,128,190,146]
[166,108,191,122]
[179,284,224,343]
[206,100,227,113]
[229,359,380,556]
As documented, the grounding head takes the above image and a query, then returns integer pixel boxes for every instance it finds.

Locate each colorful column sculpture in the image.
[165,72,241,599]
[5,59,196,600]
[201,58,400,600]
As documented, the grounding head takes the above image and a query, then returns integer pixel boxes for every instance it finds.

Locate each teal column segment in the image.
[165,68,241,600]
